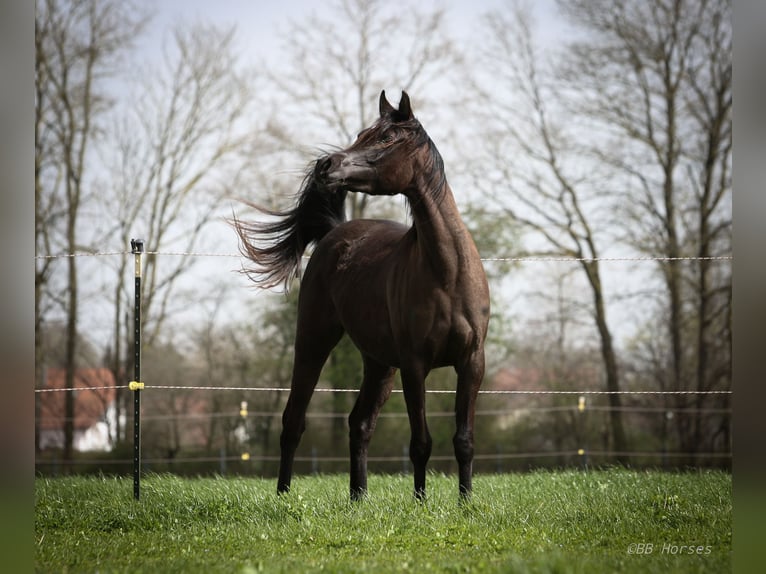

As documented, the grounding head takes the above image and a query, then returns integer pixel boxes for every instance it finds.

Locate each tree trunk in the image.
[110,265,125,447]
[63,231,77,464]
[583,261,627,460]
[694,231,710,456]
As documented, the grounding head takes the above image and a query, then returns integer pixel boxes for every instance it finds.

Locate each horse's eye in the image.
[380,134,395,144]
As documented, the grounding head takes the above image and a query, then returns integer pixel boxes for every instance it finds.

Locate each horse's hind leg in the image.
[277,315,343,495]
[453,350,485,499]
[348,356,396,500]
[401,363,432,500]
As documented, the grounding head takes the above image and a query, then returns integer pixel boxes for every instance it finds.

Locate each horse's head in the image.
[317,91,441,196]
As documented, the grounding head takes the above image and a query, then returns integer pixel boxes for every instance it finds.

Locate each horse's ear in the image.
[398,91,414,120]
[379,90,396,116]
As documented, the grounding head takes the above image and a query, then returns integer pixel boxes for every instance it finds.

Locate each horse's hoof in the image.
[350,487,367,501]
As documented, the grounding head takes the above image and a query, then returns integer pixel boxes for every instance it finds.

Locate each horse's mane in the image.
[388,116,448,209]
[357,111,448,205]
[232,160,347,290]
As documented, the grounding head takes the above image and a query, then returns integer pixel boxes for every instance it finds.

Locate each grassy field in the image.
[35,469,731,573]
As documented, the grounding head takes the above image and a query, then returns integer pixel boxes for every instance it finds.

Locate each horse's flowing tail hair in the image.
[232,159,347,290]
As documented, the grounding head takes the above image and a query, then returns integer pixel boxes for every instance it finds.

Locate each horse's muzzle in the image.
[317,152,374,192]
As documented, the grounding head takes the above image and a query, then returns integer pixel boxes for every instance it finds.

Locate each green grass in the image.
[35,469,731,573]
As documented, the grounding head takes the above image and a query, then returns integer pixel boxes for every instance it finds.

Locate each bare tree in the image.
[94,22,260,445]
[124,24,256,345]
[35,0,145,463]
[109,25,251,344]
[682,0,732,451]
[35,7,58,453]
[557,0,732,457]
[265,0,464,219]
[472,3,628,456]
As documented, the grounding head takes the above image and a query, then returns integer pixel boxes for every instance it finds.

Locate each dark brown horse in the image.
[234,91,490,500]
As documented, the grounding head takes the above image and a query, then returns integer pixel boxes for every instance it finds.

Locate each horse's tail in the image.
[232,159,347,290]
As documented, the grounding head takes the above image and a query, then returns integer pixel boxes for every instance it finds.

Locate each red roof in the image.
[37,368,116,431]
[490,367,543,391]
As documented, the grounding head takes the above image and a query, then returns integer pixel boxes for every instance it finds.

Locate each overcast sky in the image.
[138,0,565,67]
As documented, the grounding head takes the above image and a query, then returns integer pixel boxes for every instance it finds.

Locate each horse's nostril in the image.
[317,157,332,175]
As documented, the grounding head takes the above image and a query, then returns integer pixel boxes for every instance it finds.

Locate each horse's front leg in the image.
[277,364,321,495]
[401,363,432,501]
[348,357,396,500]
[453,350,485,499]
[278,319,343,495]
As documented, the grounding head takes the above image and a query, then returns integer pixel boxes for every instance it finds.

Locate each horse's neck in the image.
[406,182,475,280]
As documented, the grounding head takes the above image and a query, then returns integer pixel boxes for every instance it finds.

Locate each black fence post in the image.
[130,238,145,500]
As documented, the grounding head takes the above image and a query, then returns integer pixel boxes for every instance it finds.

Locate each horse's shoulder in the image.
[312,219,407,272]
[320,219,407,245]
